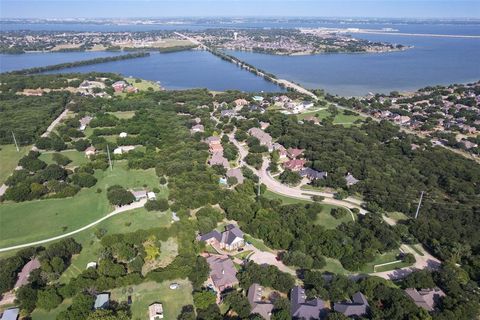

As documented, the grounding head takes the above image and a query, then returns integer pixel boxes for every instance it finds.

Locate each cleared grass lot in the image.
[39,150,88,169]
[0,161,163,248]
[0,144,31,185]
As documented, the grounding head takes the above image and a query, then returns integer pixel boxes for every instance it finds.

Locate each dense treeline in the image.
[4,52,150,75]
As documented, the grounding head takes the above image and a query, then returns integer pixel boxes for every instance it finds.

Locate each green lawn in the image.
[360,249,405,273]
[386,211,410,222]
[0,162,164,248]
[39,150,88,169]
[126,78,161,92]
[317,257,350,275]
[374,261,411,273]
[263,190,354,227]
[108,111,136,119]
[110,279,193,320]
[31,298,72,320]
[297,108,365,126]
[60,208,172,283]
[244,235,273,253]
[0,144,32,185]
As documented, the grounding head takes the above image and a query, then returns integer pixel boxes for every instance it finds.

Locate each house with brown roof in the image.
[248,127,273,151]
[198,224,245,251]
[273,143,288,160]
[226,168,244,185]
[191,124,205,134]
[287,148,304,159]
[209,152,229,169]
[248,283,274,320]
[206,255,239,292]
[283,159,306,171]
[85,146,96,158]
[404,287,445,312]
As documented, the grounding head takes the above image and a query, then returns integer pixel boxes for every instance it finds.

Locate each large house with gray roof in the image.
[248,283,274,320]
[291,286,327,320]
[333,292,369,318]
[197,224,245,251]
[404,287,445,312]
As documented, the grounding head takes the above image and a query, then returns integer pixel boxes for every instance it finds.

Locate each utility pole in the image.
[106,144,113,171]
[11,131,19,152]
[414,191,424,219]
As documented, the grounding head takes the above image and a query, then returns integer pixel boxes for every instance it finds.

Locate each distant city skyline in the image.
[1,0,480,19]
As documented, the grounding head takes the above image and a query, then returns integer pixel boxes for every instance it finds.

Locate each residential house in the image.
[287,148,304,159]
[0,308,19,320]
[85,146,96,158]
[404,288,445,312]
[283,159,306,172]
[253,96,264,102]
[226,168,245,185]
[290,286,326,320]
[147,192,156,200]
[131,190,147,201]
[299,168,327,180]
[248,127,273,151]
[303,116,320,125]
[148,303,164,320]
[112,81,127,92]
[234,98,249,110]
[86,262,98,269]
[345,173,360,186]
[273,143,288,160]
[206,255,239,292]
[248,283,274,320]
[14,257,41,289]
[198,224,245,251]
[119,132,128,138]
[94,293,110,309]
[206,136,223,153]
[220,109,237,118]
[79,116,93,131]
[191,124,205,134]
[209,152,229,169]
[260,122,270,130]
[333,292,369,318]
[113,145,136,155]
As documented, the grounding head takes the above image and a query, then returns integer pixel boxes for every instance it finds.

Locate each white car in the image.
[169,283,179,290]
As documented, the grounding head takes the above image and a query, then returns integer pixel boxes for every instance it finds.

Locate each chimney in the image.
[222,269,225,275]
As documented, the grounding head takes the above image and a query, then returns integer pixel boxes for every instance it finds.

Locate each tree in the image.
[193,290,216,310]
[107,185,135,206]
[245,153,263,169]
[144,199,169,212]
[177,305,196,320]
[36,287,62,311]
[71,173,97,188]
[74,139,90,151]
[279,169,301,186]
[15,285,38,313]
[330,208,348,219]
[224,291,251,318]
[52,153,72,166]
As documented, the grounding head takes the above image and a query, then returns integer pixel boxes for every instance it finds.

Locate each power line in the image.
[415,191,424,219]
[11,131,19,152]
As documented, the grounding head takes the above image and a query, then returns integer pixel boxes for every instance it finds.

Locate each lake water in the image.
[0,51,283,92]
[1,22,479,95]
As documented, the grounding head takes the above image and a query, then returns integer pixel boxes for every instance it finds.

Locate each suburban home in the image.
[85,146,96,158]
[226,168,244,185]
[131,190,147,201]
[191,124,205,134]
[303,115,320,125]
[209,152,229,169]
[404,288,445,312]
[206,255,239,292]
[79,116,93,131]
[147,192,156,200]
[252,96,264,102]
[112,80,127,92]
[198,224,245,251]
[113,145,136,155]
[283,159,306,171]
[291,286,327,320]
[234,98,249,109]
[14,257,40,289]
[333,292,369,318]
[220,109,237,118]
[273,143,288,160]
[299,168,327,180]
[248,127,273,151]
[206,136,223,153]
[260,121,270,130]
[94,293,110,309]
[287,148,304,159]
[0,308,19,320]
[148,303,164,320]
[248,283,274,320]
[345,173,360,186]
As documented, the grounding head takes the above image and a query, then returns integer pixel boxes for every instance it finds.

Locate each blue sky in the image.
[1,0,479,19]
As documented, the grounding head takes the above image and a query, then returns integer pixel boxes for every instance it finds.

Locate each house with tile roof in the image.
[248,283,274,320]
[198,224,245,251]
[404,287,445,312]
[291,286,326,320]
[206,255,239,292]
[333,292,369,318]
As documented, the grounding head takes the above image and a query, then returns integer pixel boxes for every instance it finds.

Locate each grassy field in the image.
[317,257,349,275]
[0,162,164,248]
[298,108,365,126]
[263,190,354,228]
[125,78,162,92]
[386,211,410,222]
[360,249,407,273]
[0,144,32,185]
[110,279,193,320]
[31,298,72,320]
[60,207,172,282]
[108,110,136,119]
[39,150,88,169]
[244,234,273,253]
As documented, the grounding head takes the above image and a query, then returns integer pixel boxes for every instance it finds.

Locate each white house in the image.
[149,303,164,320]
[147,192,156,200]
[113,146,136,155]
[119,132,128,138]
